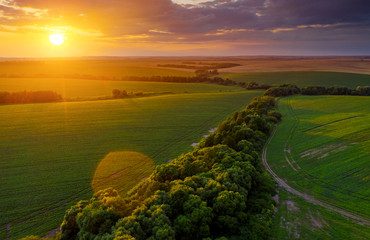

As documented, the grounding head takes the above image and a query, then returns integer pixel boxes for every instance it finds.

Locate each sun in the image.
[49,33,65,46]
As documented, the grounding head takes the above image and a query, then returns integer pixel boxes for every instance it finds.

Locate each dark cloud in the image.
[262,0,370,27]
[172,0,370,32]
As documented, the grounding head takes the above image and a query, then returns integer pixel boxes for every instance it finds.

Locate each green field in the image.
[0,78,241,99]
[0,90,262,239]
[221,71,370,88]
[267,95,370,239]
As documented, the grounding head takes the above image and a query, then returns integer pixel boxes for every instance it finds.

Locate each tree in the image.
[327,86,351,95]
[112,89,121,98]
[355,86,370,96]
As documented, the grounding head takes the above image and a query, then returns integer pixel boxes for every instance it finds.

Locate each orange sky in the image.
[0,0,369,57]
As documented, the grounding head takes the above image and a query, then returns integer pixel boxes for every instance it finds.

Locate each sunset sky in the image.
[1,0,370,57]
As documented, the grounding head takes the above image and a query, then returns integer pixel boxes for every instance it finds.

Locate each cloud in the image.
[267,23,350,33]
[1,0,370,54]
[4,0,370,34]
[149,29,173,34]
[205,28,253,36]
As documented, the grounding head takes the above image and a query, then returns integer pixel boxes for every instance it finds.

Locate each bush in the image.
[326,86,351,95]
[246,82,271,90]
[355,86,370,96]
[301,86,327,95]
[263,84,300,97]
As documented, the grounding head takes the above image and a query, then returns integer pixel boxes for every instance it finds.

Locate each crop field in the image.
[5,57,366,75]
[0,78,241,99]
[267,95,370,239]
[0,60,193,77]
[0,90,262,239]
[220,71,370,88]
[216,57,370,74]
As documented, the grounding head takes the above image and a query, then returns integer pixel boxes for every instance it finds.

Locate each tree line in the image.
[157,63,240,70]
[22,94,281,240]
[262,84,370,97]
[245,82,272,90]
[120,76,244,87]
[0,91,62,104]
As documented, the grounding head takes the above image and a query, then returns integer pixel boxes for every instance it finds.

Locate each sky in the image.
[0,0,370,57]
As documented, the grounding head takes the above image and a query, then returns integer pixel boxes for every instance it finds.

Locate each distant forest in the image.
[157,62,241,70]
[120,76,243,86]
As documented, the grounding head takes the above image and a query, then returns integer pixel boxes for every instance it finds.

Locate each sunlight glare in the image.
[49,33,65,46]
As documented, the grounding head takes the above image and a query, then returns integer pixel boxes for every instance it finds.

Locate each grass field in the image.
[0,78,241,99]
[267,95,370,239]
[0,90,262,239]
[221,71,370,88]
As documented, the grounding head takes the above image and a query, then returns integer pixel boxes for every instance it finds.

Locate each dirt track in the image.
[262,129,370,226]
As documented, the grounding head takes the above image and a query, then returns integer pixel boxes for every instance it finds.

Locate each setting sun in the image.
[49,33,65,46]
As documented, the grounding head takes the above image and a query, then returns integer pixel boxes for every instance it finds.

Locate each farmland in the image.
[2,57,370,75]
[1,0,370,237]
[216,57,370,74]
[266,95,370,239]
[221,71,370,88]
[0,60,194,77]
[0,78,241,99]
[0,90,262,239]
[1,57,370,239]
